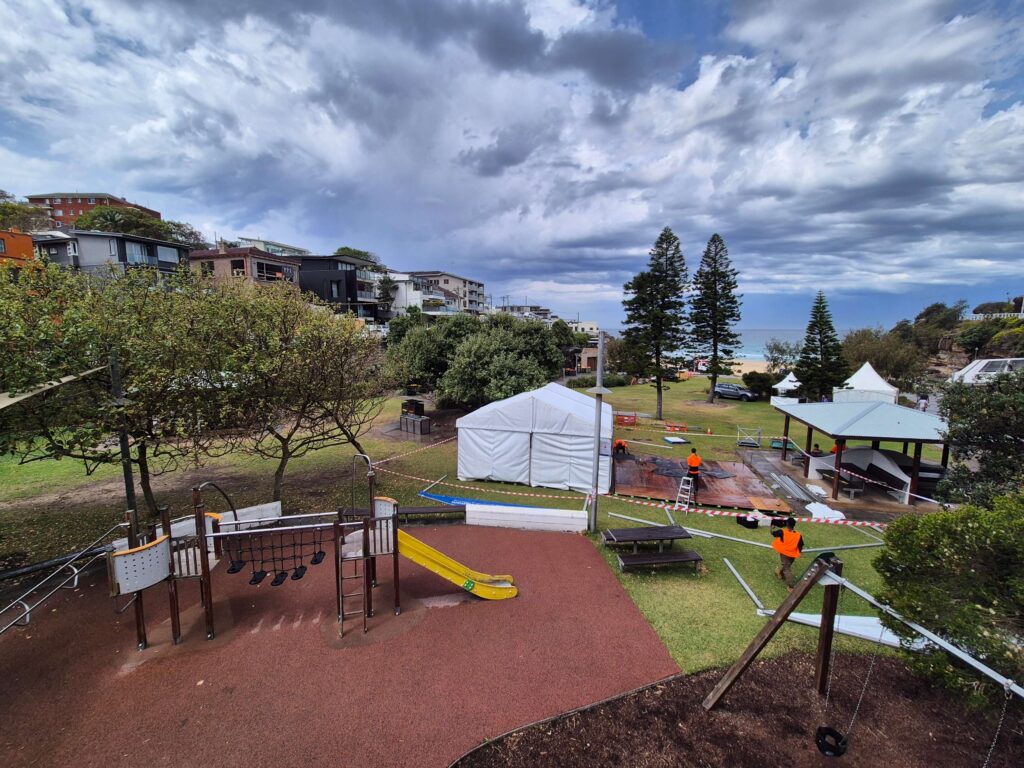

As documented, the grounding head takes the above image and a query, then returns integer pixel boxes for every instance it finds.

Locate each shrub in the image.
[566,373,632,389]
[741,371,774,398]
[874,494,1024,705]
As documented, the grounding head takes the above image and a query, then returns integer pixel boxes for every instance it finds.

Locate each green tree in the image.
[436,328,547,408]
[0,264,240,515]
[605,336,647,377]
[229,283,390,501]
[550,319,576,349]
[690,234,742,402]
[741,371,774,398]
[0,190,50,231]
[621,227,689,419]
[939,369,1024,507]
[376,273,397,310]
[910,300,968,353]
[487,314,563,378]
[875,494,1024,705]
[841,327,924,392]
[164,220,209,249]
[333,246,377,263]
[74,205,173,241]
[389,313,481,389]
[387,306,427,346]
[794,291,849,401]
[763,338,802,377]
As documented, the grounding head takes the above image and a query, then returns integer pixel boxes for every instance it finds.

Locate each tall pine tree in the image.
[690,234,742,402]
[622,227,689,420]
[795,291,849,401]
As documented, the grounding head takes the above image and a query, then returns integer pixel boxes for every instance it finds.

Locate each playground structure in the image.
[703,553,1022,759]
[2,454,517,649]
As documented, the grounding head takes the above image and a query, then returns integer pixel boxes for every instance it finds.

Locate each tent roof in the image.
[455,382,612,437]
[773,372,801,392]
[773,400,947,442]
[838,362,898,394]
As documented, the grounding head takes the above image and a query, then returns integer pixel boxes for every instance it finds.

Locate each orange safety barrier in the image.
[615,414,637,426]
[665,422,688,432]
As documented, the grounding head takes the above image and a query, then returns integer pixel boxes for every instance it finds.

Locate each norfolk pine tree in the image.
[795,291,849,401]
[690,234,742,403]
[622,227,688,420]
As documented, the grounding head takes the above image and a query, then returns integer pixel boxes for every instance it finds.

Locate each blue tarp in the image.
[417,490,537,508]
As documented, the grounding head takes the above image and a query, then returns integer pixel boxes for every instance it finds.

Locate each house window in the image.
[0,240,6,254]
[255,261,287,281]
[79,209,84,215]
[199,260,214,276]
[108,238,118,256]
[230,259,245,276]
[331,281,341,299]
[126,241,149,264]
[54,209,63,217]
[68,241,78,257]
[156,245,179,262]
[53,197,61,203]
[88,197,95,204]
[443,279,449,284]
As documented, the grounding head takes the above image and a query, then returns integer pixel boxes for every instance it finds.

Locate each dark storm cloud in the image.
[547,28,686,91]
[458,119,562,177]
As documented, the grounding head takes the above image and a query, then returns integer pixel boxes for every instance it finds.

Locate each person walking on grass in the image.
[687,448,702,501]
[771,517,804,590]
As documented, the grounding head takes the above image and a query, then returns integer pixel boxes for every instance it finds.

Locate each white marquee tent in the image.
[456,383,613,493]
[833,362,898,403]
[773,371,801,393]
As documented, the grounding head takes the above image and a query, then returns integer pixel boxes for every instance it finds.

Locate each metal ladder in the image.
[339,552,370,636]
[673,476,694,519]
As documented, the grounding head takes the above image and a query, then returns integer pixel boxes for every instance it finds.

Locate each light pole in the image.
[586,331,610,533]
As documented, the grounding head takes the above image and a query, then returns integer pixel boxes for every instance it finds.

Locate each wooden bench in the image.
[617,550,703,573]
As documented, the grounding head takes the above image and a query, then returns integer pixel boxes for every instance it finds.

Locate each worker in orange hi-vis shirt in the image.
[686,448,702,501]
[771,517,805,590]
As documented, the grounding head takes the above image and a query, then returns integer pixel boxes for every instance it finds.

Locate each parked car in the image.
[713,382,757,401]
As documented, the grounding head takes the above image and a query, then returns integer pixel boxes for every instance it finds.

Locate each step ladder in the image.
[673,476,694,521]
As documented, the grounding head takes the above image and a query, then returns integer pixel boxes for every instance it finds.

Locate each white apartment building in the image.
[569,320,600,335]
[408,270,486,314]
[389,272,461,316]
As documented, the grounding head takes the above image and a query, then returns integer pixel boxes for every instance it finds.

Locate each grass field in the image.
[0,379,896,673]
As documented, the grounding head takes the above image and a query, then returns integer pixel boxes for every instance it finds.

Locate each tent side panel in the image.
[457,428,531,484]
[531,433,609,494]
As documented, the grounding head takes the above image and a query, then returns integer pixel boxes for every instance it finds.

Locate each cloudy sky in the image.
[2,0,1022,332]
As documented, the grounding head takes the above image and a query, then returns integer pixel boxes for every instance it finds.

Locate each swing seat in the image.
[815,726,848,757]
[227,560,246,574]
[250,570,268,585]
[271,571,288,587]
[310,551,326,565]
[291,565,307,580]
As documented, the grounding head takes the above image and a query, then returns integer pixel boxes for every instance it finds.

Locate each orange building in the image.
[0,228,35,266]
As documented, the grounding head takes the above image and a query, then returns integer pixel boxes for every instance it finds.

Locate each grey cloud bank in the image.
[0,0,1021,328]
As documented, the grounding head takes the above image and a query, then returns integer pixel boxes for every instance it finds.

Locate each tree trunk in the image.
[655,374,663,420]
[706,337,719,403]
[272,449,291,502]
[136,441,160,517]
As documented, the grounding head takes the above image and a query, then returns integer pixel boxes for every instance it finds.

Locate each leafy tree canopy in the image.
[763,338,802,377]
[875,493,1024,706]
[436,328,547,409]
[73,205,209,248]
[333,246,378,262]
[841,327,925,392]
[0,190,50,231]
[690,233,742,401]
[939,369,1024,507]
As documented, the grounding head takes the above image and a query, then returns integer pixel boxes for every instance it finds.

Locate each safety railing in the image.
[0,522,129,635]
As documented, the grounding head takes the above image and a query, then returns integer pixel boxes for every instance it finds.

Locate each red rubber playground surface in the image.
[0,525,678,768]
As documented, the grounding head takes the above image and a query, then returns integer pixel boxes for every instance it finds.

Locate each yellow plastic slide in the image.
[396,529,518,600]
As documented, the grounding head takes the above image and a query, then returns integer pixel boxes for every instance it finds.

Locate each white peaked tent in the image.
[456,382,613,493]
[833,362,899,403]
[773,372,801,394]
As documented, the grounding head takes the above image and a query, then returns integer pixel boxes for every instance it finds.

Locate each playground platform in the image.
[614,454,792,513]
[0,524,678,768]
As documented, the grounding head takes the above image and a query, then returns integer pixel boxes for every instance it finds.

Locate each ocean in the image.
[734,328,852,361]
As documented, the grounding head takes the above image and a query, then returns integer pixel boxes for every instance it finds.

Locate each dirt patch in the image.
[454,653,1022,768]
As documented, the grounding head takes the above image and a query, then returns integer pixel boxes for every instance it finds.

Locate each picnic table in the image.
[603,525,692,553]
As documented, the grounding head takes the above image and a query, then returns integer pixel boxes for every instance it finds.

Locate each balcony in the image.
[356,269,377,281]
[356,290,377,301]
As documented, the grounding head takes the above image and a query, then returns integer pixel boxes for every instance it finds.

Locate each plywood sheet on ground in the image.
[613,454,790,513]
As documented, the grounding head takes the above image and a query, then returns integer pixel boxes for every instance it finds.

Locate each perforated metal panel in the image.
[108,536,171,596]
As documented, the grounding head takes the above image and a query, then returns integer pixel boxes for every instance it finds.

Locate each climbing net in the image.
[223,523,330,587]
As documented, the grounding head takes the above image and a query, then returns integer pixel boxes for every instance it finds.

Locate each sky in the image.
[1,0,1022,331]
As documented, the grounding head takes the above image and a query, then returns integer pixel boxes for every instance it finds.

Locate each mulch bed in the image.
[454,653,1023,768]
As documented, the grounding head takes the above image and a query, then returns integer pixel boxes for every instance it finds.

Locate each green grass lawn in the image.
[0,384,894,675]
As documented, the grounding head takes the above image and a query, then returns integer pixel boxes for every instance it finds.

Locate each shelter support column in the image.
[908,442,923,506]
[941,443,950,469]
[902,441,909,454]
[803,426,813,478]
[831,440,845,500]
[870,440,880,451]
[815,558,844,695]
[781,415,791,461]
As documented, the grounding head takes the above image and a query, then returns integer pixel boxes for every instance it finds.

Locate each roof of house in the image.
[66,229,186,248]
[772,401,947,443]
[409,270,483,285]
[188,246,301,265]
[26,192,128,200]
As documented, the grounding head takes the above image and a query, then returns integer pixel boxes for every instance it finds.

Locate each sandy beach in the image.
[730,358,770,375]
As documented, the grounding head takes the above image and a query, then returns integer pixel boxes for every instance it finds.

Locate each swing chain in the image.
[823,584,846,713]
[845,628,883,736]
[981,682,1013,768]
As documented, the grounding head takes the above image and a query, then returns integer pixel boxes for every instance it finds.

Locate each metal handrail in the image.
[193,481,239,522]
[0,522,129,635]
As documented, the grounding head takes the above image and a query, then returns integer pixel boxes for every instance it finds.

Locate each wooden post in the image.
[870,440,880,451]
[193,486,215,640]
[908,442,923,505]
[160,504,182,645]
[902,441,909,454]
[831,440,844,500]
[815,558,844,694]
[393,507,401,616]
[781,415,791,461]
[803,426,813,478]
[940,443,950,469]
[703,557,834,711]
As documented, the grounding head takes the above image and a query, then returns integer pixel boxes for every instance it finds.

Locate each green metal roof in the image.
[773,401,947,443]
